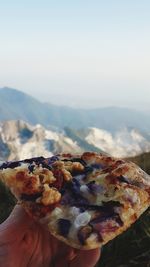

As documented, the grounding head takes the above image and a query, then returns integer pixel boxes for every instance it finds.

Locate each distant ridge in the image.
[0,87,150,132]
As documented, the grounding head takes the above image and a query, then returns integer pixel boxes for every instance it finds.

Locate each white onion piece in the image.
[74,212,91,228]
[80,185,89,193]
[70,207,80,216]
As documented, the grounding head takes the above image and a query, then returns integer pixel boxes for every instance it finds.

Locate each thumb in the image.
[0,204,34,243]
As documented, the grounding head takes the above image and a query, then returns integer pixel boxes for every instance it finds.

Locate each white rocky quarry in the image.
[0,120,150,161]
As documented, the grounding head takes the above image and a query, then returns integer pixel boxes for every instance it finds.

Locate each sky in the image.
[0,0,150,109]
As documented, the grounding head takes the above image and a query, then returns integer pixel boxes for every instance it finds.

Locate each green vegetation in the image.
[127,152,150,175]
[0,152,149,266]
[0,181,16,223]
[98,153,150,267]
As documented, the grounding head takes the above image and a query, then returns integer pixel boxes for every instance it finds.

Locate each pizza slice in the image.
[0,152,150,249]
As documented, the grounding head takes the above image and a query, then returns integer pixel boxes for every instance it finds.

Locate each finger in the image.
[54,248,100,267]
[68,249,78,261]
[51,244,78,267]
[70,248,101,267]
[0,204,34,243]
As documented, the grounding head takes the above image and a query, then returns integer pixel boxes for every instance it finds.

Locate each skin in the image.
[0,205,100,267]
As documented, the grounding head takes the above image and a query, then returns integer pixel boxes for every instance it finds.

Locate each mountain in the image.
[64,127,150,157]
[0,87,150,132]
[0,120,104,161]
[0,120,150,161]
[83,127,150,157]
[0,120,80,161]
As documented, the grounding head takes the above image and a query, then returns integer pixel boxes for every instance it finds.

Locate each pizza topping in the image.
[76,200,122,211]
[77,225,93,245]
[41,170,56,184]
[24,156,45,164]
[46,156,59,165]
[72,162,84,172]
[85,232,99,245]
[61,169,72,181]
[118,175,130,184]
[80,184,89,194]
[33,167,56,184]
[50,207,63,218]
[58,218,71,237]
[91,212,123,226]
[52,160,64,169]
[74,212,91,228]
[15,171,41,194]
[67,178,81,195]
[0,160,21,169]
[74,174,85,181]
[86,181,105,194]
[63,161,84,173]
[92,219,120,234]
[84,166,94,174]
[61,190,89,206]
[52,162,72,182]
[91,163,104,169]
[71,158,86,166]
[52,169,64,190]
[70,207,80,216]
[28,164,35,173]
[39,184,61,206]
[124,188,140,205]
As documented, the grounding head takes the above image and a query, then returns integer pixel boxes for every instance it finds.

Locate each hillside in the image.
[0,87,150,132]
[128,152,150,175]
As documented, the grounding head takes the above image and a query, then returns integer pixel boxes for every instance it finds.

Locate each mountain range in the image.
[0,120,150,161]
[0,120,102,161]
[0,87,150,132]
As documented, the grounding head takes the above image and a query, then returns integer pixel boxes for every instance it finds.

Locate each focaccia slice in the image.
[0,152,150,249]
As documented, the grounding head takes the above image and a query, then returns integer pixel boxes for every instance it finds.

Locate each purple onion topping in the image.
[24,156,45,164]
[86,181,105,194]
[61,192,89,206]
[28,164,35,173]
[91,213,123,226]
[84,166,94,174]
[0,161,21,169]
[75,201,122,212]
[74,174,85,181]
[91,163,104,169]
[71,158,86,166]
[47,155,59,164]
[58,218,71,237]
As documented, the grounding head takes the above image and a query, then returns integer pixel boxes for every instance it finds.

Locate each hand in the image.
[0,205,100,267]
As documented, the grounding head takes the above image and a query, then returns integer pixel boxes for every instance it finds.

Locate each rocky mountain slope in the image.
[84,127,150,157]
[0,120,150,161]
[0,120,82,161]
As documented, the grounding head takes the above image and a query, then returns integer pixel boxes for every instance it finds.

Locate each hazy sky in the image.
[0,0,150,109]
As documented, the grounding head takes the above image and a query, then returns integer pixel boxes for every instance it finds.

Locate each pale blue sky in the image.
[0,0,150,109]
